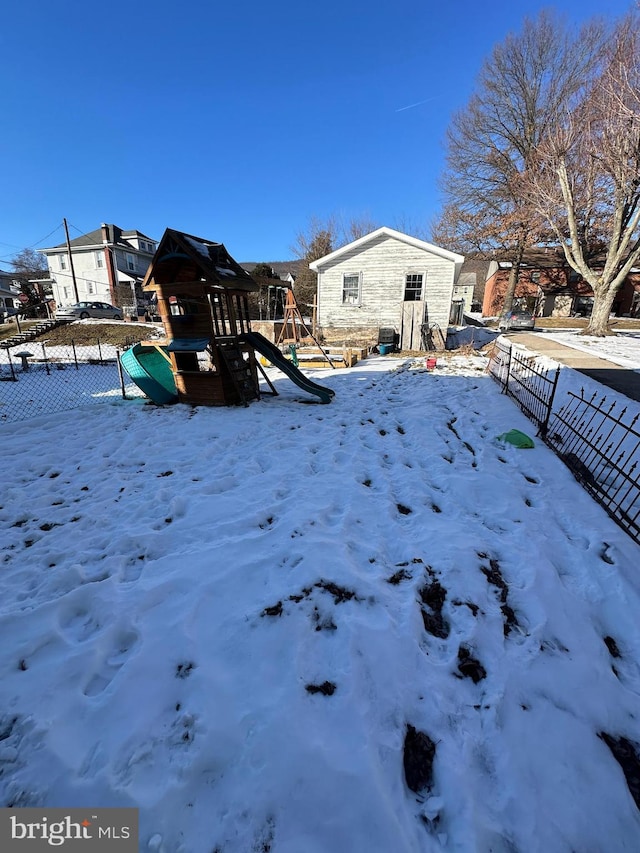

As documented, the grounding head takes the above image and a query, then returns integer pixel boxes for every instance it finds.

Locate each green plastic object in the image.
[246,331,334,404]
[120,344,178,405]
[496,429,535,448]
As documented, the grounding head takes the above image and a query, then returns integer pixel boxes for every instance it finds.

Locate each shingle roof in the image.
[44,225,155,251]
[458,256,491,301]
[143,228,258,292]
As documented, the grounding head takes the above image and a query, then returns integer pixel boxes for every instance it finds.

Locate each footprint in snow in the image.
[58,605,104,643]
[83,629,140,697]
[120,555,146,583]
[604,636,640,695]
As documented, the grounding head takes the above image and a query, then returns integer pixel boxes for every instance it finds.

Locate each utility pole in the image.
[63,217,80,303]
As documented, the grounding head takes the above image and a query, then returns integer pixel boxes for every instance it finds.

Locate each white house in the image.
[310,227,464,350]
[39,224,157,313]
[0,269,21,320]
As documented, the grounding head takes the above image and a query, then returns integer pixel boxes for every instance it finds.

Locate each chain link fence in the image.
[0,339,146,424]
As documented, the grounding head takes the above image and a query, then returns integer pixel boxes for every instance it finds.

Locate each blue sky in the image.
[0,0,634,265]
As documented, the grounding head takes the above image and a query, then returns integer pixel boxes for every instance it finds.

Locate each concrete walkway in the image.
[505,332,640,403]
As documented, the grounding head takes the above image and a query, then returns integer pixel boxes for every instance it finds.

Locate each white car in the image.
[56,301,123,321]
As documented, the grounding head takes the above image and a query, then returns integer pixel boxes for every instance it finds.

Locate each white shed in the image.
[310,227,464,350]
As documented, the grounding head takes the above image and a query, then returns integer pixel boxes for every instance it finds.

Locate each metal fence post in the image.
[503,344,512,393]
[42,341,51,375]
[7,350,17,381]
[116,349,127,399]
[540,367,560,438]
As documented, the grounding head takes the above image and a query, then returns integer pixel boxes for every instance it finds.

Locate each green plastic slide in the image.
[247,332,335,404]
[120,343,178,405]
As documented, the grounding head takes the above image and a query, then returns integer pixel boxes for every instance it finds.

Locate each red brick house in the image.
[481,248,640,318]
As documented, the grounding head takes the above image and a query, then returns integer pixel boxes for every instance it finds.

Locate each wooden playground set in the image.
[120,228,336,406]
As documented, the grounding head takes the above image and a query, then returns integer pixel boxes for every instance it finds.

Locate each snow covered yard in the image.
[537,329,640,372]
[1,355,640,852]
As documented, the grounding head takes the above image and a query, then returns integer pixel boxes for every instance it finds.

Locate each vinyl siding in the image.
[317,234,456,332]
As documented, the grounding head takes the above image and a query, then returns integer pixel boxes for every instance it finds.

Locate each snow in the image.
[2,350,640,852]
[537,329,640,372]
[504,333,640,419]
[183,236,213,260]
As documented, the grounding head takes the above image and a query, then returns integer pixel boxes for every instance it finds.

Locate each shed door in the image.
[400,273,426,350]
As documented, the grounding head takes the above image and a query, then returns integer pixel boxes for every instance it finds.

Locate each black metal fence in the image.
[547,391,640,544]
[487,339,560,437]
[488,340,640,545]
[0,339,144,424]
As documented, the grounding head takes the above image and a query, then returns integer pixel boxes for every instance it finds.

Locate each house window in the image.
[63,287,69,300]
[60,254,68,270]
[126,253,135,271]
[404,273,423,301]
[95,252,104,268]
[87,281,94,294]
[531,271,541,283]
[342,273,360,305]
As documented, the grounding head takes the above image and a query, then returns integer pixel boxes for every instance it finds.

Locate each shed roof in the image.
[309,227,465,271]
[143,228,258,292]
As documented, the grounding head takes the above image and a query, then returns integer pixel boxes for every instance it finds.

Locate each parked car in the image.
[0,306,21,323]
[498,309,535,332]
[56,301,123,321]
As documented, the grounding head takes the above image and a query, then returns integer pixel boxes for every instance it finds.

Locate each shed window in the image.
[342,273,360,305]
[404,274,423,301]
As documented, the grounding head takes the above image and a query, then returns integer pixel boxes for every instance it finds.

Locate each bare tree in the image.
[392,215,430,242]
[11,247,50,306]
[434,11,604,314]
[522,15,640,334]
[291,214,381,313]
[290,218,337,314]
[291,216,337,264]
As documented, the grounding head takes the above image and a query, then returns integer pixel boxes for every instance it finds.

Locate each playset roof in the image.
[143,228,258,292]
